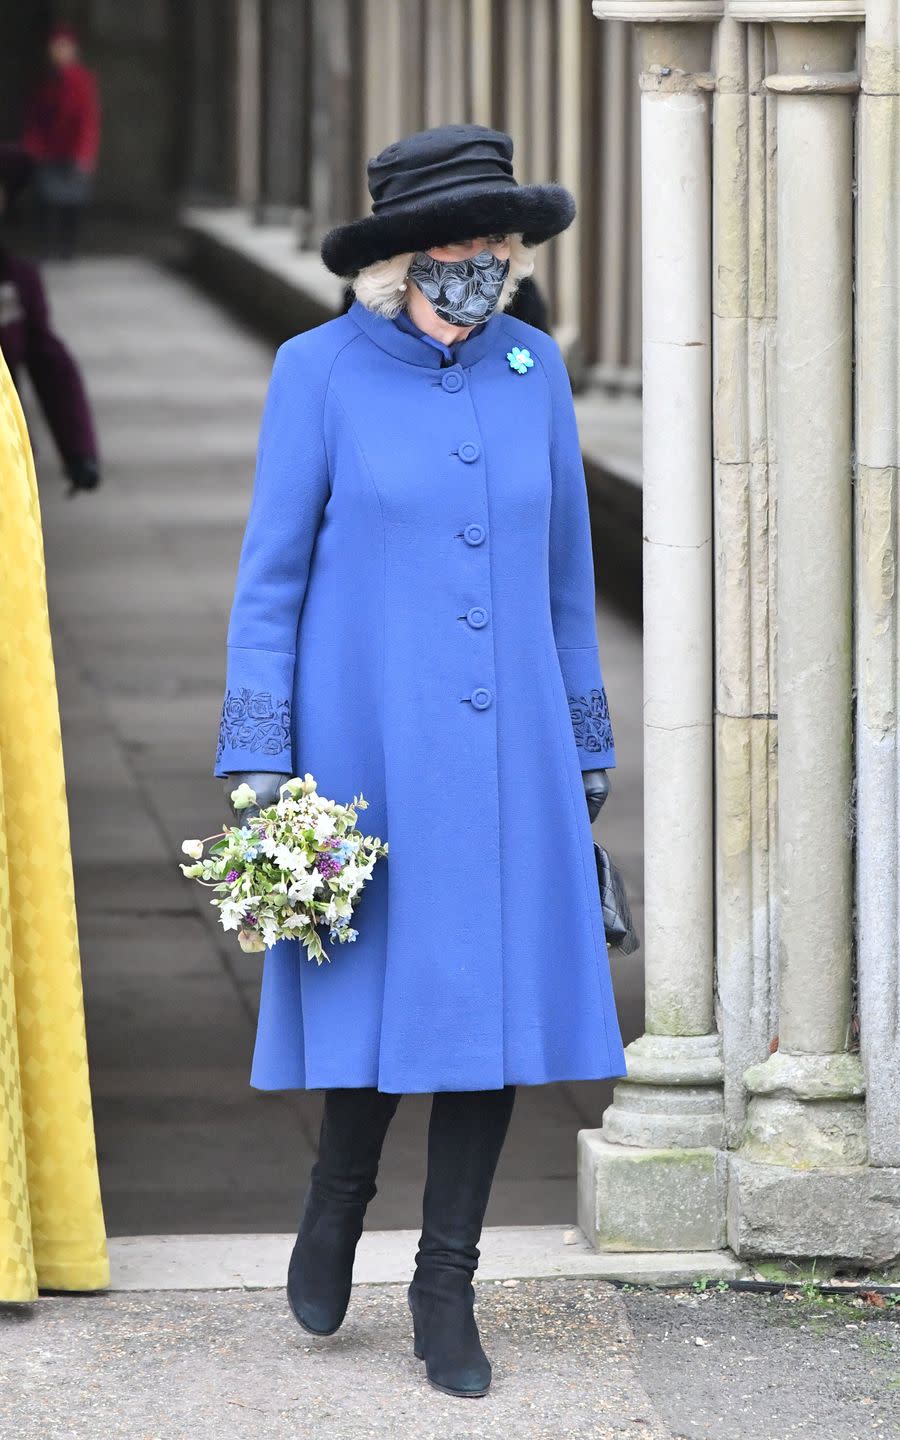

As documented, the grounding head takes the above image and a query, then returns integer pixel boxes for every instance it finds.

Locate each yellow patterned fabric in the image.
[0,351,108,1300]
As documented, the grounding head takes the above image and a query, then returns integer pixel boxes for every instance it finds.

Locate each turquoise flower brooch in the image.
[506,345,534,375]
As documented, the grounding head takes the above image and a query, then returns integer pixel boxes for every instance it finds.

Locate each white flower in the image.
[288,872,320,903]
[229,782,258,811]
[313,813,337,841]
[217,898,244,932]
[181,839,204,860]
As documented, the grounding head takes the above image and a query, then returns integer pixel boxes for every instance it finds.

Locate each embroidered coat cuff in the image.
[557,646,616,770]
[214,646,294,777]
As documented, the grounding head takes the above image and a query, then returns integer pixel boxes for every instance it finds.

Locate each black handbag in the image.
[593,841,640,954]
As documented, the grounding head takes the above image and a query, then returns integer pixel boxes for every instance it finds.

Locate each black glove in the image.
[583,768,610,824]
[65,455,101,494]
[223,771,291,823]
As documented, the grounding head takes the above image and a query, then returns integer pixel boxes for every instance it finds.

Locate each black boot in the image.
[407,1085,517,1397]
[287,1085,401,1335]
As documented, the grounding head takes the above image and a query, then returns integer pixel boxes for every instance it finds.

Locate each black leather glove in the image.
[65,455,101,494]
[223,770,291,823]
[583,768,610,824]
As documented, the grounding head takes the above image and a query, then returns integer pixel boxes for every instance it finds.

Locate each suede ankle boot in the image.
[287,1086,401,1335]
[407,1085,517,1397]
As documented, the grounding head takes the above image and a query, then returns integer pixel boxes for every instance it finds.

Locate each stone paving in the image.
[27,256,646,1239]
[2,1282,897,1439]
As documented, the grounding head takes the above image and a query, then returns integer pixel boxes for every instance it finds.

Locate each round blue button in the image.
[442,370,463,393]
[466,606,489,629]
[458,441,480,464]
[463,523,486,546]
[470,688,492,710]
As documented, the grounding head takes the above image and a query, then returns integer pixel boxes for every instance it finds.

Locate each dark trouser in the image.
[36,200,85,259]
[34,162,92,259]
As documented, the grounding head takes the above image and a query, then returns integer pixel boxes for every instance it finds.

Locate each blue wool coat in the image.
[214,298,626,1093]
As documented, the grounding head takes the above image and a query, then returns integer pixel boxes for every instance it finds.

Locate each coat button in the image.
[470,687,492,710]
[442,370,463,393]
[466,606,489,629]
[458,441,480,463]
[463,523,486,546]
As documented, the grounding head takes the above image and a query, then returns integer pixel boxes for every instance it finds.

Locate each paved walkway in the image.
[29,256,644,1239]
[3,1281,897,1438]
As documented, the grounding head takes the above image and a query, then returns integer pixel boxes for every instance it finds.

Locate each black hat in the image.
[320,123,576,278]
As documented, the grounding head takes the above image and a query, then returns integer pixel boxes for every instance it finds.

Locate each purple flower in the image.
[226,869,241,883]
[243,912,258,926]
[315,854,341,878]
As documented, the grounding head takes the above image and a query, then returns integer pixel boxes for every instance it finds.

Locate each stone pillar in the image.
[307,0,357,247]
[725,6,883,1260]
[555,0,585,360]
[260,0,310,218]
[235,0,262,211]
[712,14,779,1149]
[184,0,233,201]
[856,0,900,1170]
[424,0,467,126]
[469,0,494,125]
[579,5,726,1254]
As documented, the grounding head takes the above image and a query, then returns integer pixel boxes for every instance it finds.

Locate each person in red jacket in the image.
[0,145,100,492]
[23,23,100,259]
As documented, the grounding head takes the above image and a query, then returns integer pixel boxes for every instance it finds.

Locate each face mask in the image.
[407,248,510,326]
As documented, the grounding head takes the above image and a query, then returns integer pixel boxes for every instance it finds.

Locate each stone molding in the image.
[764,70,860,90]
[592,0,724,21]
[728,0,864,19]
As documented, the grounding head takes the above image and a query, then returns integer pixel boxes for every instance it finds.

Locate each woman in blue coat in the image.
[215,124,626,1399]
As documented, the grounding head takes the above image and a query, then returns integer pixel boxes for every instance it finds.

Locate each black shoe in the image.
[407,1267,491,1397]
[409,1086,516,1396]
[286,1086,401,1335]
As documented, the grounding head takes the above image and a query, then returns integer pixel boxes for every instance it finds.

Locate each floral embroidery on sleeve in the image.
[216,688,291,765]
[567,687,614,756]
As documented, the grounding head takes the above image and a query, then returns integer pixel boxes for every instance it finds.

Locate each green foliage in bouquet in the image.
[179,774,388,964]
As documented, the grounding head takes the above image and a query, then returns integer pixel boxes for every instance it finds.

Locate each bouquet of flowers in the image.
[179,774,388,964]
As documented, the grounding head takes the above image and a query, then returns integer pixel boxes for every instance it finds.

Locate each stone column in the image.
[712,15,779,1149]
[555,0,585,360]
[424,0,467,126]
[469,0,494,124]
[579,3,726,1254]
[235,0,262,212]
[307,0,357,246]
[856,0,900,1170]
[725,5,882,1260]
[260,0,309,219]
[183,0,233,201]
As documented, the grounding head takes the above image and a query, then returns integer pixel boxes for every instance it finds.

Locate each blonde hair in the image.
[352,233,536,319]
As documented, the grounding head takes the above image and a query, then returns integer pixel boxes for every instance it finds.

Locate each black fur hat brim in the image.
[320,183,576,278]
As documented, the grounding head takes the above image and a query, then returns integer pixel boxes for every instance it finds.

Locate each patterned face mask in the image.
[407,248,510,326]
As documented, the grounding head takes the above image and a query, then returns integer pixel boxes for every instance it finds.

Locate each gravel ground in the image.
[621,1287,900,1440]
[4,1279,899,1438]
[0,1279,665,1440]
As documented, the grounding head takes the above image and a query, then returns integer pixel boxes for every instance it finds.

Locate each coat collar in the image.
[347,297,501,370]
